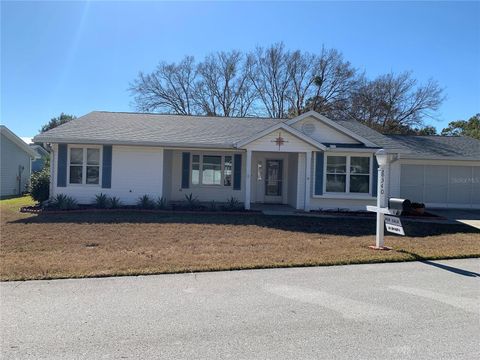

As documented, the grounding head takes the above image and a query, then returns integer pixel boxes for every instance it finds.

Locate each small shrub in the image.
[29,169,50,203]
[411,202,425,209]
[156,196,168,210]
[184,193,199,210]
[94,193,109,209]
[222,196,243,211]
[108,196,122,209]
[209,200,217,211]
[51,194,78,210]
[137,195,155,209]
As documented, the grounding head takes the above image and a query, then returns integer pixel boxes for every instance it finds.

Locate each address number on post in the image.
[385,215,405,236]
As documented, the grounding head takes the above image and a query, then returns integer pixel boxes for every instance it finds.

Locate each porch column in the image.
[245,149,252,210]
[304,151,312,211]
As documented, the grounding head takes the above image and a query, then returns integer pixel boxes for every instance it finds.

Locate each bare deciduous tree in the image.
[302,47,358,119]
[286,50,317,117]
[130,56,198,115]
[195,51,256,117]
[247,43,293,118]
[129,44,444,135]
[347,72,444,133]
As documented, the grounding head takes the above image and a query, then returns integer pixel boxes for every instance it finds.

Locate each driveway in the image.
[430,209,480,229]
[1,259,479,360]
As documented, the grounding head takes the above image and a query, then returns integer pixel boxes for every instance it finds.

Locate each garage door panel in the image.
[448,166,473,205]
[400,163,478,208]
[400,165,424,186]
[424,166,448,203]
[472,167,480,205]
[400,165,425,202]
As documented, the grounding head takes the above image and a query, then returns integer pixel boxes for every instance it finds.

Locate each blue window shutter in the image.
[181,152,190,189]
[57,144,67,187]
[372,157,379,196]
[102,145,112,188]
[314,152,324,195]
[233,154,242,190]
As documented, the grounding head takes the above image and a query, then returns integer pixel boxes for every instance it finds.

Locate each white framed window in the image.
[190,154,233,187]
[68,146,102,185]
[324,154,371,194]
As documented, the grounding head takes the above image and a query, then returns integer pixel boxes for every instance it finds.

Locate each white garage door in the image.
[400,164,480,208]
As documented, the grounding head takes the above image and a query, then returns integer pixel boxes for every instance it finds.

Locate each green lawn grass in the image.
[0,195,35,211]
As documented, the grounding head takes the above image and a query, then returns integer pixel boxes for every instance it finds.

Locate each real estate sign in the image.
[384,215,405,236]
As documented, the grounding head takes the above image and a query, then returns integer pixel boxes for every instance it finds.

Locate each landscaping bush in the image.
[156,196,168,210]
[209,200,217,211]
[51,194,78,210]
[221,196,243,211]
[94,193,109,209]
[184,193,199,210]
[108,196,122,209]
[29,169,50,203]
[137,195,155,209]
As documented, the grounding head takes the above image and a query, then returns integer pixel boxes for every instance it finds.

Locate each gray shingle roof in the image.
[333,119,409,151]
[34,111,284,148]
[386,135,480,160]
[33,111,480,160]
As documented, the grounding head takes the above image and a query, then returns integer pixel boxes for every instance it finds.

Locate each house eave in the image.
[32,136,237,150]
[397,154,480,162]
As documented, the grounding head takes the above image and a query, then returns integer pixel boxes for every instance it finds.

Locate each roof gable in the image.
[286,111,378,147]
[235,123,326,150]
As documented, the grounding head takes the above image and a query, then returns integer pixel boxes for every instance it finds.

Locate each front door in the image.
[264,159,283,203]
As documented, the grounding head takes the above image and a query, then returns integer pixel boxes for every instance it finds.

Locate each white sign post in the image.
[366,149,392,250]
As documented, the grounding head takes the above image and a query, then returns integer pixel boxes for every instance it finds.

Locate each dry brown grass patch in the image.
[1,197,479,281]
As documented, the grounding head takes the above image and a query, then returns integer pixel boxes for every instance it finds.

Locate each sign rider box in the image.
[384,215,405,236]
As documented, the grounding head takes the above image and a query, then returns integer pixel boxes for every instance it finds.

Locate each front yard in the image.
[1,196,479,281]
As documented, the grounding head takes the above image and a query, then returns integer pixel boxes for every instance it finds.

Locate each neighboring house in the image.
[30,144,50,172]
[33,111,480,210]
[1,125,38,197]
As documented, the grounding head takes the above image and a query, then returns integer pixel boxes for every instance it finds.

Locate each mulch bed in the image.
[309,209,443,220]
[19,205,261,216]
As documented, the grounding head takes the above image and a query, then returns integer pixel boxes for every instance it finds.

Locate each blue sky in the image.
[1,1,479,138]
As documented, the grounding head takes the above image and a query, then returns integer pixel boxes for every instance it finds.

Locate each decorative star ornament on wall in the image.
[272,132,288,150]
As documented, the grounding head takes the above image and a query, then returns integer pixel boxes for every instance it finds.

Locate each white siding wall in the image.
[1,133,32,197]
[309,197,377,211]
[168,149,245,203]
[291,116,360,144]
[53,144,164,205]
[162,149,173,200]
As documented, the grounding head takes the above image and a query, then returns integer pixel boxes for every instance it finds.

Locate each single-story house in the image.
[1,125,38,197]
[30,144,50,172]
[33,110,480,210]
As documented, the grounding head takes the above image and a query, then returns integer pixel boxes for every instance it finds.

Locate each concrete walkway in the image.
[1,259,479,359]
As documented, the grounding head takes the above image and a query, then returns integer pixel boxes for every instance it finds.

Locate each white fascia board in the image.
[235,122,327,150]
[324,147,378,153]
[31,137,238,150]
[286,111,379,147]
[398,153,480,162]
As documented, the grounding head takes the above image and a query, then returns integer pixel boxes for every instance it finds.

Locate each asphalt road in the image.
[1,259,479,360]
